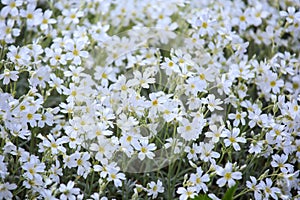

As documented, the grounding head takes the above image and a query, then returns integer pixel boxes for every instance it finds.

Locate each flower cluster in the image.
[0,0,300,199]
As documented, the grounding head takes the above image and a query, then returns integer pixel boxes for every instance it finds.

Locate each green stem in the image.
[233,188,250,199]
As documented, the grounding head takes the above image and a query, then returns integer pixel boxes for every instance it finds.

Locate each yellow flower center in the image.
[55,55,61,60]
[27,113,33,120]
[51,143,57,148]
[185,125,192,131]
[111,173,116,179]
[29,168,34,174]
[42,19,48,24]
[27,13,33,19]
[141,147,147,153]
[73,49,79,56]
[20,105,26,111]
[102,73,108,79]
[5,27,11,34]
[294,105,298,112]
[168,61,174,67]
[240,15,246,21]
[121,85,127,91]
[71,90,77,96]
[270,81,276,87]
[70,14,76,19]
[199,73,205,80]
[10,2,16,8]
[15,54,21,59]
[224,172,232,180]
[126,136,132,142]
[77,159,83,165]
[229,137,236,143]
[152,99,158,106]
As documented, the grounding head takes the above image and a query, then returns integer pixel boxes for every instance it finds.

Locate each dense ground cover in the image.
[0,0,300,199]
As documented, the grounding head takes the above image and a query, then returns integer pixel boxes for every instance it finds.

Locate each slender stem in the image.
[233,189,250,199]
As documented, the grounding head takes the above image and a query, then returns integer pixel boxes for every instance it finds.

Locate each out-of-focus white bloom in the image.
[0,182,17,200]
[0,69,18,85]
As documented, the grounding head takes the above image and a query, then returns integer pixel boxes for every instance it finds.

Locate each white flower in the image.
[22,157,45,180]
[59,181,80,200]
[1,0,22,16]
[196,14,216,37]
[177,118,202,141]
[257,178,281,200]
[38,110,54,128]
[250,4,269,26]
[259,71,284,94]
[49,74,64,94]
[280,7,300,24]
[202,94,223,112]
[45,47,67,65]
[148,92,169,116]
[133,139,156,161]
[271,154,293,173]
[107,167,126,187]
[49,160,63,183]
[127,70,155,89]
[231,8,252,30]
[248,140,263,154]
[228,111,247,126]
[185,76,206,95]
[94,66,117,86]
[65,39,89,65]
[0,19,20,43]
[223,128,246,151]
[29,66,51,88]
[162,101,180,122]
[0,69,18,85]
[0,182,17,200]
[177,187,196,200]
[117,113,139,131]
[160,57,180,75]
[189,167,210,193]
[90,137,114,160]
[62,8,84,24]
[199,142,220,162]
[20,4,43,27]
[40,189,58,200]
[119,132,139,154]
[246,176,262,200]
[147,180,164,199]
[185,143,201,161]
[0,156,8,179]
[69,152,91,178]
[164,138,183,154]
[216,162,242,187]
[205,125,226,143]
[112,75,133,97]
[42,134,67,155]
[40,10,57,30]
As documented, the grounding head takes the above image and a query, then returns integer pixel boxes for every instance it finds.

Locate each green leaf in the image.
[222,183,238,200]
[190,194,212,200]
